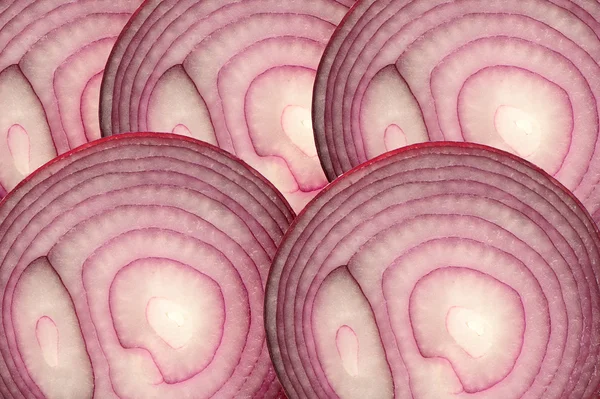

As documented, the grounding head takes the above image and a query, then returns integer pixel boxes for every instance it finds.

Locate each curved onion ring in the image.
[266,142,600,399]
[313,0,600,222]
[0,0,143,199]
[100,0,356,211]
[0,133,293,399]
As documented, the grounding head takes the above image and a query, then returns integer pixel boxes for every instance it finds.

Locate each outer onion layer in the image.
[0,133,294,399]
[100,0,355,211]
[0,0,143,199]
[313,0,600,221]
[266,143,600,399]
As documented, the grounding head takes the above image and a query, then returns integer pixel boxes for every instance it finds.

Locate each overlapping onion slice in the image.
[313,0,600,220]
[0,133,293,399]
[0,0,143,199]
[266,143,600,399]
[100,0,355,211]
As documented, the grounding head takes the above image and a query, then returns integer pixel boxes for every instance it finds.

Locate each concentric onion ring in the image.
[266,143,600,399]
[313,0,600,221]
[0,0,143,199]
[100,0,356,211]
[0,133,293,398]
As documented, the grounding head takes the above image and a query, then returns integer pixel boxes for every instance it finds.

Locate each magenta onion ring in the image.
[266,142,600,399]
[100,0,356,211]
[313,0,600,222]
[0,133,293,399]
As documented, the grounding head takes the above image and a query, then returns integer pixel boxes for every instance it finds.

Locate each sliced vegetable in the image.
[0,133,293,399]
[0,0,143,199]
[266,143,600,399]
[313,0,600,221]
[100,0,356,211]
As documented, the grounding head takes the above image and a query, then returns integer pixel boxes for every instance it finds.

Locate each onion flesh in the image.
[0,133,293,399]
[0,0,143,200]
[100,0,356,211]
[266,143,600,399]
[313,0,600,222]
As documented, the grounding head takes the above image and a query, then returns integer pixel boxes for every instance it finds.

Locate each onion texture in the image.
[266,143,600,399]
[313,0,600,221]
[0,133,293,399]
[0,0,143,199]
[100,0,356,211]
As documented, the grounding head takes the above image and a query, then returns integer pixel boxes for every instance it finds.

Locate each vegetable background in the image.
[0,0,599,398]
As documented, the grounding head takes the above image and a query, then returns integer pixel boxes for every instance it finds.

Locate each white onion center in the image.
[384,124,407,151]
[36,316,59,368]
[494,105,541,157]
[336,325,359,377]
[281,104,316,157]
[446,306,491,358]
[7,124,30,176]
[146,297,192,349]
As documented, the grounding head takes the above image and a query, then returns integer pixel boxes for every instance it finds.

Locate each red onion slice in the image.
[0,0,143,200]
[266,143,600,399]
[313,0,600,221]
[0,133,293,398]
[100,0,356,211]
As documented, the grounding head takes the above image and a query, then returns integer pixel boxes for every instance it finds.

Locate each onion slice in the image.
[266,143,600,399]
[0,133,293,399]
[100,0,356,211]
[0,0,143,200]
[313,0,600,221]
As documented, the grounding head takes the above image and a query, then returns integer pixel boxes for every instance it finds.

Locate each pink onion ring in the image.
[266,142,600,399]
[0,133,293,399]
[313,0,600,222]
[100,0,356,211]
